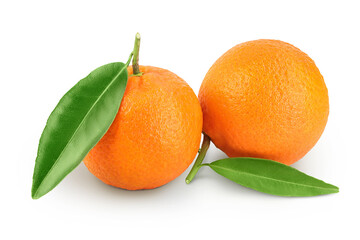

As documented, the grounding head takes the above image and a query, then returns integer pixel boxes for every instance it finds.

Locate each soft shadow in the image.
[204,143,228,162]
[62,163,172,201]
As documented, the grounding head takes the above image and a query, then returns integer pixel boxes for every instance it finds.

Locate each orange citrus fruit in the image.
[84,66,203,190]
[199,39,329,165]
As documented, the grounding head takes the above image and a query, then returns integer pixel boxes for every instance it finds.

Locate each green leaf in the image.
[208,158,339,196]
[31,62,128,199]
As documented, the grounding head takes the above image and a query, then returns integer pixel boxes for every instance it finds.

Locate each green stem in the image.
[125,52,134,67]
[132,32,142,75]
[185,134,211,184]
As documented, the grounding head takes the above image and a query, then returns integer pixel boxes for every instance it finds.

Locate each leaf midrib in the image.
[211,164,337,191]
[34,64,126,197]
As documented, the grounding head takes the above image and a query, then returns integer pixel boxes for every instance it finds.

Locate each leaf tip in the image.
[332,185,340,193]
[31,194,40,200]
[324,181,339,194]
[31,181,44,199]
[31,186,40,199]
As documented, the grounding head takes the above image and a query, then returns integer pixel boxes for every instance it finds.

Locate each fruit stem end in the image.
[132,33,142,75]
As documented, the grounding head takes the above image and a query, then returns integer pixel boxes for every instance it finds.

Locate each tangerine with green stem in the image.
[84,33,203,190]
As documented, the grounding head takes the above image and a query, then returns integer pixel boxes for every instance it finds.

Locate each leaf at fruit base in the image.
[208,158,339,197]
[31,62,128,199]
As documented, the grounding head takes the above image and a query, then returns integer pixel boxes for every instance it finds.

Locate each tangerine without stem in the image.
[199,39,329,165]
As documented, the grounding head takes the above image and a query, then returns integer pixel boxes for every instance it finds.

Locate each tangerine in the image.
[84,66,203,190]
[199,39,329,165]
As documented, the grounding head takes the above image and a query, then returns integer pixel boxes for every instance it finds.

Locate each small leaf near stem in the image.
[32,61,130,199]
[31,35,139,199]
[132,32,142,76]
[207,158,339,197]
[185,134,211,184]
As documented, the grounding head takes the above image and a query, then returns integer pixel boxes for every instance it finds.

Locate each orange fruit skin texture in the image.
[199,40,329,165]
[84,66,203,190]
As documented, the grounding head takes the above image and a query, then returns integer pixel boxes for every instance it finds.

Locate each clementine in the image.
[199,39,329,165]
[84,66,203,190]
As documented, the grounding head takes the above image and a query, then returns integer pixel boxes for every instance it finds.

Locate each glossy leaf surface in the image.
[32,62,128,199]
[209,158,339,196]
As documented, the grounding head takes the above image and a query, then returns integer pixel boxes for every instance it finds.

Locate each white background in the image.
[1,0,359,239]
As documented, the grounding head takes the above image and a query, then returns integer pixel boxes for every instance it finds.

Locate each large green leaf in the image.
[32,62,128,199]
[208,158,339,196]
